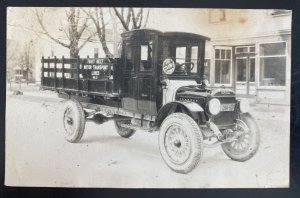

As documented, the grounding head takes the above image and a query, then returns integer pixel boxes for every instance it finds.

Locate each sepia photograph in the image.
[5,7,291,188]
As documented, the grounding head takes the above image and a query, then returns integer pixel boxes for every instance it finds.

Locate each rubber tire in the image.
[114,120,136,138]
[62,99,86,143]
[221,113,260,162]
[159,113,203,174]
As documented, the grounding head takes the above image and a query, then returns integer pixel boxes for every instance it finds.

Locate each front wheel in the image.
[221,113,260,162]
[159,113,203,174]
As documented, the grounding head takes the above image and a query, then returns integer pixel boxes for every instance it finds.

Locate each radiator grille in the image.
[212,97,237,128]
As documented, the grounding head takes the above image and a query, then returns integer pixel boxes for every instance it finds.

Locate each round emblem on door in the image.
[162,58,175,75]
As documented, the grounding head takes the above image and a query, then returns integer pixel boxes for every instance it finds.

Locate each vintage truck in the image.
[41,29,260,174]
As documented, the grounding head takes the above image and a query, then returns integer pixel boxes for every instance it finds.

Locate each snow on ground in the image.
[5,88,290,188]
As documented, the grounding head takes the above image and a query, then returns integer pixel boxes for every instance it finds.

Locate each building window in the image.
[250,58,255,82]
[236,58,255,82]
[259,42,286,86]
[215,48,231,84]
[235,46,255,54]
[236,59,247,81]
[235,45,256,82]
[209,9,226,23]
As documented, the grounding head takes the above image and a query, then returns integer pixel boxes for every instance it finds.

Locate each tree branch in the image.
[95,8,100,28]
[121,8,124,18]
[113,7,129,31]
[125,8,132,28]
[78,32,97,51]
[82,8,102,35]
[75,9,80,26]
[35,9,70,48]
[99,8,106,39]
[143,9,150,28]
[130,8,137,29]
[59,21,70,40]
[77,16,89,39]
[137,8,143,28]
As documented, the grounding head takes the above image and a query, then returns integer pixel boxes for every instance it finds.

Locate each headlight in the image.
[202,79,209,86]
[239,99,250,113]
[208,98,221,115]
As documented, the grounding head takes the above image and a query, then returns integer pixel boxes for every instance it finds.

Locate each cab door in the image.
[121,35,157,116]
[121,39,138,112]
[137,39,157,115]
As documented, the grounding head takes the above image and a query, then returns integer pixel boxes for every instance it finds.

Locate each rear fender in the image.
[154,101,204,128]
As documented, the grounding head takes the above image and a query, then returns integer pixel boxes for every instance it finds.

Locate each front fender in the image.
[153,101,204,128]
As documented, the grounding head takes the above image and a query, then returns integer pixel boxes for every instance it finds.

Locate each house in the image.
[205,9,291,105]
[13,65,34,83]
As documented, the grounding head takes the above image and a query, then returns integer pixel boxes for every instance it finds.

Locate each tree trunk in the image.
[69,8,80,58]
[101,39,113,58]
[70,45,79,58]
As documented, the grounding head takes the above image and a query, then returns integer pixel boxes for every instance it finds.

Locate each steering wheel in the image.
[177,62,195,73]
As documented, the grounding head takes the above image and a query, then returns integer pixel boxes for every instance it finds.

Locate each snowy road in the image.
[5,91,290,188]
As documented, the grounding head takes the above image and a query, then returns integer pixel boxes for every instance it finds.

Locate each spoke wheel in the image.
[62,99,86,143]
[159,113,203,174]
[221,113,260,162]
[164,124,191,164]
[114,120,136,138]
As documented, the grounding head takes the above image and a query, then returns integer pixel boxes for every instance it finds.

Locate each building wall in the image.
[202,9,292,105]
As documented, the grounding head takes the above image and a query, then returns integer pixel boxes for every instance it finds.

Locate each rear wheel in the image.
[62,99,86,143]
[221,113,260,161]
[159,113,203,174]
[114,120,136,138]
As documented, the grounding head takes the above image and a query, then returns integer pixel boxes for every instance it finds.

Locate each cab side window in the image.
[124,42,135,73]
[139,41,153,72]
[176,47,186,64]
[190,46,198,73]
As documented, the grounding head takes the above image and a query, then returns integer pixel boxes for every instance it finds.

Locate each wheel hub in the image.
[164,125,191,164]
[64,108,76,135]
[225,119,251,153]
[174,140,181,148]
[67,117,73,125]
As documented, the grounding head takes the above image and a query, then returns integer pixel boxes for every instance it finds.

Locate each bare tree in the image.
[35,8,96,58]
[6,40,20,88]
[82,8,114,58]
[82,7,150,58]
[113,8,150,31]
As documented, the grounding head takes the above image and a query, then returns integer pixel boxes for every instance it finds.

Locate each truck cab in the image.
[120,29,208,116]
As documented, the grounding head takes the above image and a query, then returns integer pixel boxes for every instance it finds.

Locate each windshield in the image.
[161,40,200,76]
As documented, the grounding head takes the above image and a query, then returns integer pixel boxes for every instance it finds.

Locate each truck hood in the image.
[176,85,236,104]
[163,80,198,104]
[163,80,236,105]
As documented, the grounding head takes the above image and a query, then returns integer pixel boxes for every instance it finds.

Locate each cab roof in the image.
[121,29,210,41]
[164,31,210,41]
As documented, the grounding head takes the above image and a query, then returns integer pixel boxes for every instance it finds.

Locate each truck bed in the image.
[41,56,121,98]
